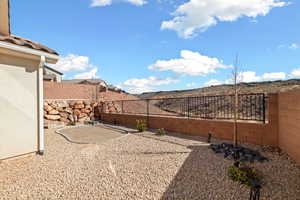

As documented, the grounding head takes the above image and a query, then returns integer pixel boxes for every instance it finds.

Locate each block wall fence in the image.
[100,93,300,165]
[44,81,137,101]
[278,91,300,164]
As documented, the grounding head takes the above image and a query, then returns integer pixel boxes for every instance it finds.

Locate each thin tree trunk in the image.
[233,55,240,146]
[233,90,238,146]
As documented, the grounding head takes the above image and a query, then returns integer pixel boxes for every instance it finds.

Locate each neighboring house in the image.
[43,65,63,82]
[63,79,108,92]
[108,84,124,93]
[0,0,59,160]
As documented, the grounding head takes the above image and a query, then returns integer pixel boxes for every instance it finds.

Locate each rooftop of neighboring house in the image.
[108,84,127,93]
[44,74,57,81]
[44,65,63,75]
[108,84,119,91]
[62,79,108,86]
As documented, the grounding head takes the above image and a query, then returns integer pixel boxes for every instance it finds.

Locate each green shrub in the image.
[136,120,147,132]
[228,163,261,186]
[156,128,166,136]
[67,121,76,126]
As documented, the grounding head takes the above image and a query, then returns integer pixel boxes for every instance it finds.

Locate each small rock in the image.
[75,104,84,109]
[45,115,61,120]
[59,112,69,118]
[48,110,59,115]
[44,105,54,112]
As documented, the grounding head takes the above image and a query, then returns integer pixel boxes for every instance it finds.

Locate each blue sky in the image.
[11,0,300,93]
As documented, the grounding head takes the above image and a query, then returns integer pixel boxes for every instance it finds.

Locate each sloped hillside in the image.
[138,79,300,99]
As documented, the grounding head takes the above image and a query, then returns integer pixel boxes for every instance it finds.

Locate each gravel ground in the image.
[0,127,299,200]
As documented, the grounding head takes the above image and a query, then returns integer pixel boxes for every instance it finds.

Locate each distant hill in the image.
[138,79,300,99]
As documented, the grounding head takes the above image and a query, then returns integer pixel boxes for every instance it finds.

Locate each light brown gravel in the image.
[0,127,299,200]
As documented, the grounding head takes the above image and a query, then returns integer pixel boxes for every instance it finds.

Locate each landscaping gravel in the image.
[0,127,299,200]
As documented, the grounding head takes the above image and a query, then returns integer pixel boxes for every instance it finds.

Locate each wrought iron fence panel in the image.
[104,93,267,123]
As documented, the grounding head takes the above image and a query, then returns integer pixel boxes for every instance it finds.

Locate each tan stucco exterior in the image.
[0,51,40,159]
[0,0,59,160]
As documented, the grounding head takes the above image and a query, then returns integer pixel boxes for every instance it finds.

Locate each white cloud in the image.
[161,0,288,39]
[290,68,300,77]
[224,71,286,84]
[149,50,231,76]
[91,0,146,7]
[127,0,146,5]
[73,68,99,79]
[288,43,299,50]
[241,71,263,82]
[262,72,286,80]
[278,43,299,50]
[210,71,286,86]
[204,79,222,86]
[91,0,112,6]
[51,54,94,73]
[242,71,286,82]
[229,71,286,83]
[120,76,178,93]
[186,82,197,88]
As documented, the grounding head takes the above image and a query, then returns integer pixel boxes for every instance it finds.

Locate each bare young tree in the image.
[232,55,243,146]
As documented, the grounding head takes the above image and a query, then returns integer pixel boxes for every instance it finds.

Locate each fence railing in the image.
[104,93,267,123]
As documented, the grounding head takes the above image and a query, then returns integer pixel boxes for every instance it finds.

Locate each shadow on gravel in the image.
[134,134,188,147]
[133,133,224,199]
[142,151,190,155]
[160,145,225,200]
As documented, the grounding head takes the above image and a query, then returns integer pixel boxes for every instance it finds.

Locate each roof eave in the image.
[0,41,59,64]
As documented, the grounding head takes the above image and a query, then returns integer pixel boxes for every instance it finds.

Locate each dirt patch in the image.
[59,125,127,144]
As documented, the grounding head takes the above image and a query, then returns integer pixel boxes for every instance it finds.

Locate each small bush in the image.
[228,163,261,186]
[156,128,166,136]
[136,120,147,132]
[67,121,76,126]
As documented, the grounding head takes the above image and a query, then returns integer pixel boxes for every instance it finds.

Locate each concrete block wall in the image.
[278,91,300,164]
[44,81,137,101]
[100,94,279,147]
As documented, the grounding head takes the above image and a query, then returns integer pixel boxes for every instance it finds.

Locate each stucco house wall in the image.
[0,0,59,160]
[0,52,40,159]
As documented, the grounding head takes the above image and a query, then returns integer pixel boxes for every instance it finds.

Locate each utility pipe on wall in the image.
[38,55,45,155]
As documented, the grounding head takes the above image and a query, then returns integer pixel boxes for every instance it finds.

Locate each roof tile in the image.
[0,34,58,55]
